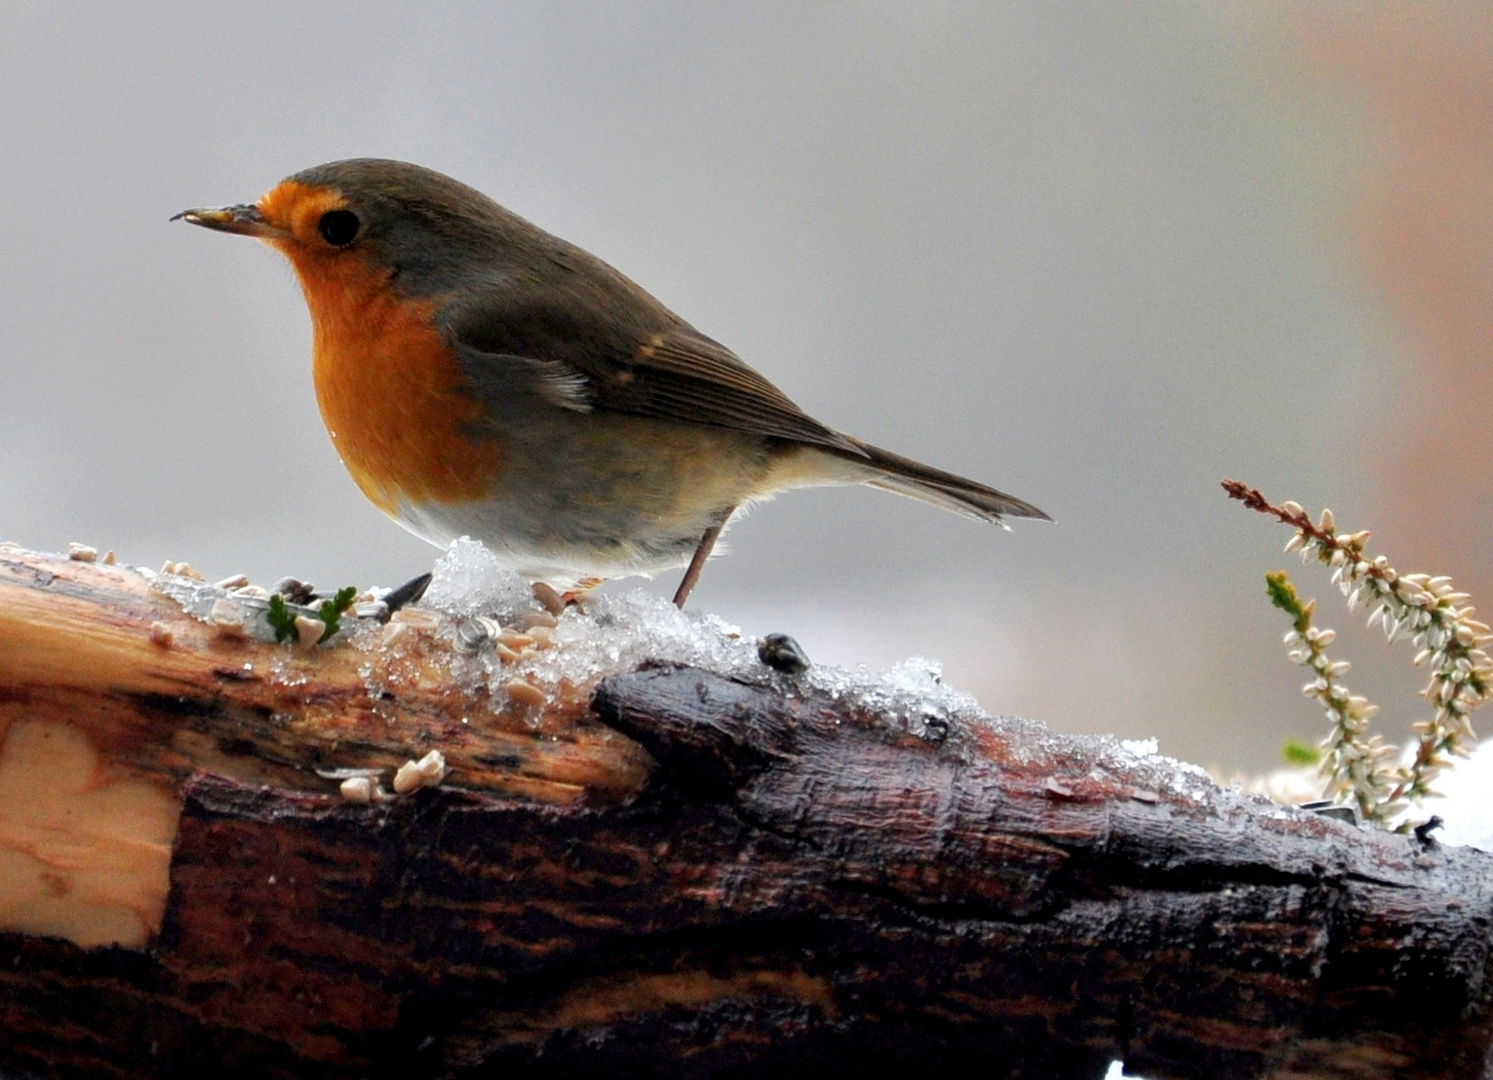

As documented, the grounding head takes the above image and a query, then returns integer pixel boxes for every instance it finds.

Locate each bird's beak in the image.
[170,203,283,238]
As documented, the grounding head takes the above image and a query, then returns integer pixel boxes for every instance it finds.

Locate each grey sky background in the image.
[0,4,1417,771]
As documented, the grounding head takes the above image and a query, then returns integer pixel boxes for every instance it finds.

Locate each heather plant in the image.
[1225,480,1492,828]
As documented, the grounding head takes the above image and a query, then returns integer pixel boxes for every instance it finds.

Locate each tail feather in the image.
[838,437,1051,525]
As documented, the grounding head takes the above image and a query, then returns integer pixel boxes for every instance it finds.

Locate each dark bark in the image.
[2,548,1493,1078]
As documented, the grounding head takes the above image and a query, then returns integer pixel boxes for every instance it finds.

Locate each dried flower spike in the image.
[1267,571,1400,823]
[1226,480,1491,828]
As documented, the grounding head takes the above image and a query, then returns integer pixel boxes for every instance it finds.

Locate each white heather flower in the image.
[1248,494,1488,826]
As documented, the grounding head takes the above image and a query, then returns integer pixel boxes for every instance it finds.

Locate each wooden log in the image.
[0,545,649,946]
[1,544,1492,1078]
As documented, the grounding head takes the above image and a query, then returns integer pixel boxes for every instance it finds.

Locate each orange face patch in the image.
[255,181,502,512]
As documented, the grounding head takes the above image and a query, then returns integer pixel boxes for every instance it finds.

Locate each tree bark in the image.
[1,544,1491,1079]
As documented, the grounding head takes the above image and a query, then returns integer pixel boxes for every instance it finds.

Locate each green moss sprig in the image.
[266,585,359,646]
[317,586,359,640]
[266,594,297,643]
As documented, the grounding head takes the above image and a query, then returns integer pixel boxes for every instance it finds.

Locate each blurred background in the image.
[1,3,1487,774]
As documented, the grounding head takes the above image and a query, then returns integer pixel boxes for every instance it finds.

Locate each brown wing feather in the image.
[446,274,865,454]
[603,328,864,454]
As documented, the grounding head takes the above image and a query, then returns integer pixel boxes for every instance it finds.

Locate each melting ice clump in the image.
[421,538,997,735]
[422,537,535,618]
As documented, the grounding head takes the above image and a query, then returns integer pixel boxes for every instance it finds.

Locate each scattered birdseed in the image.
[516,609,558,630]
[505,678,547,709]
[148,621,174,647]
[353,600,389,621]
[232,584,271,600]
[526,625,554,649]
[391,607,442,631]
[293,615,326,650]
[67,543,97,562]
[102,550,116,565]
[339,776,375,803]
[379,621,409,648]
[531,581,566,616]
[493,641,522,664]
[1299,800,1358,826]
[758,633,811,674]
[162,561,205,581]
[215,574,249,590]
[498,628,533,650]
[269,577,316,605]
[382,572,433,616]
[316,766,384,780]
[393,750,448,794]
[456,616,502,653]
[208,598,248,638]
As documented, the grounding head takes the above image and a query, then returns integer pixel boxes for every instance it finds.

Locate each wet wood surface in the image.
[2,546,1492,1079]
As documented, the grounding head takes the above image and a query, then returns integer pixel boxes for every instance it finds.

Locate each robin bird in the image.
[175,159,1048,607]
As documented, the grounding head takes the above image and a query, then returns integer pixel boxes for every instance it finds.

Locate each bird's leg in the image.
[672,515,730,608]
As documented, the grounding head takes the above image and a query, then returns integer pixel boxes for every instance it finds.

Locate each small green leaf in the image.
[318,585,359,641]
[1280,738,1321,767]
[266,594,296,644]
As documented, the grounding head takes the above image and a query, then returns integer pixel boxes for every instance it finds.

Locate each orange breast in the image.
[267,222,502,513]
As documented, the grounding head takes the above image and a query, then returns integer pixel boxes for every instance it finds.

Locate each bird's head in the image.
[174,158,529,303]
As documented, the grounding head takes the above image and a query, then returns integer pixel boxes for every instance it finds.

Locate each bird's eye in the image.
[317,209,360,247]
